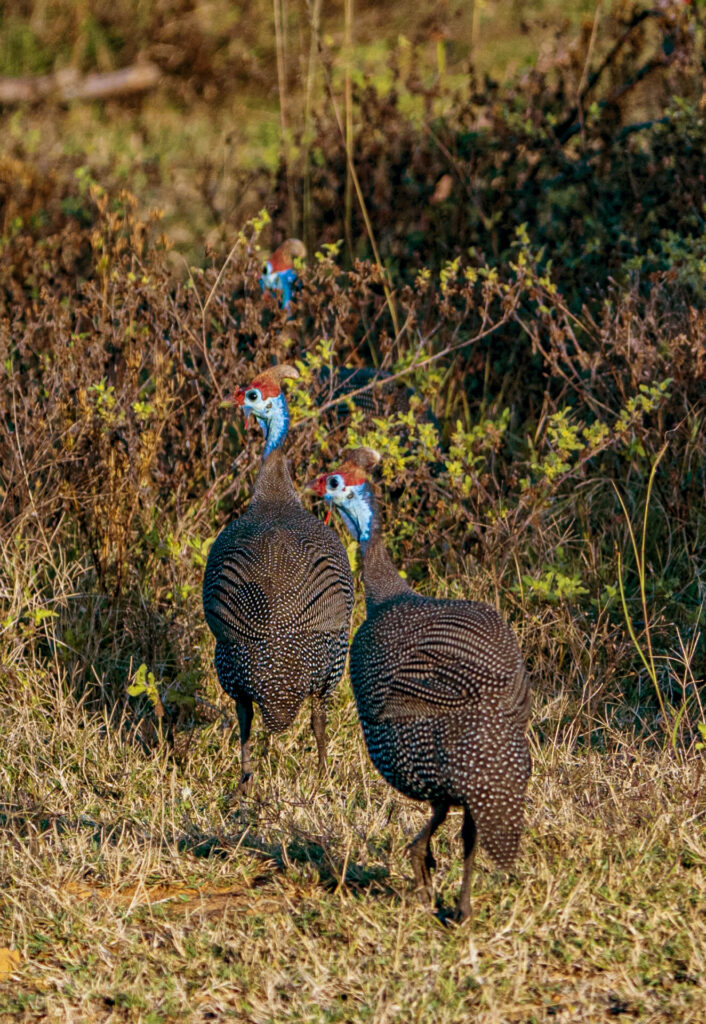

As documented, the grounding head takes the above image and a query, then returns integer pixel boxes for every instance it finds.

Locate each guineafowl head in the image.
[259,238,306,310]
[235,364,299,458]
[310,447,381,545]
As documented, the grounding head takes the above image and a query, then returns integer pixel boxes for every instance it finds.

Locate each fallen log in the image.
[0,62,161,105]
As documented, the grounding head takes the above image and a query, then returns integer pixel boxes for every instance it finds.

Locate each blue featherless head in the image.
[234,363,300,458]
[259,238,306,310]
[309,448,382,546]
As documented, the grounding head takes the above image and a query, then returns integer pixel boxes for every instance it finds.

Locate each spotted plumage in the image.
[311,448,531,920]
[317,365,422,418]
[203,365,354,792]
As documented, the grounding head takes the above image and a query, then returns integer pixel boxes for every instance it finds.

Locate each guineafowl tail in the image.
[479,826,525,870]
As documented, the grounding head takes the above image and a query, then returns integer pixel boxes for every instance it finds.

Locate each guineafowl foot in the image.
[311,698,328,775]
[448,898,472,924]
[453,805,477,925]
[408,800,450,908]
[237,772,254,796]
[235,698,255,797]
[408,847,434,906]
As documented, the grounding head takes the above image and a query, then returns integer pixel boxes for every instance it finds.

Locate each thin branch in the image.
[302,0,323,255]
[555,8,660,143]
[576,1,603,143]
[343,0,354,262]
[177,255,224,404]
[273,0,297,236]
[291,311,510,427]
[315,35,400,337]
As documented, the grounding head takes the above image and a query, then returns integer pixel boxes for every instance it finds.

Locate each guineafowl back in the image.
[350,594,530,867]
[203,450,354,730]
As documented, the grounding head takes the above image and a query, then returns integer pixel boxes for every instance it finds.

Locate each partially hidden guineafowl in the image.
[202,364,354,793]
[259,239,306,310]
[310,448,531,920]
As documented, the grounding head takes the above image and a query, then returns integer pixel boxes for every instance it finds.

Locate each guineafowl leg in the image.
[236,697,254,795]
[456,806,478,922]
[311,697,327,773]
[408,801,449,906]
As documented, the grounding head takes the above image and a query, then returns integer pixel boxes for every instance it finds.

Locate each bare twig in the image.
[302,0,323,255]
[314,33,400,338]
[177,255,225,404]
[576,2,603,143]
[273,0,297,236]
[343,0,354,261]
[555,8,660,143]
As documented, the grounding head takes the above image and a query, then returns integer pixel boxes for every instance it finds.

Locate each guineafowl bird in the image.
[310,447,531,920]
[202,364,354,793]
[259,238,306,310]
[317,364,434,420]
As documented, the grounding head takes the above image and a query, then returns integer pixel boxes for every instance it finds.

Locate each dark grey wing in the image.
[317,365,410,415]
[203,523,270,644]
[203,542,271,642]
[302,522,353,698]
[356,604,526,724]
[298,544,352,633]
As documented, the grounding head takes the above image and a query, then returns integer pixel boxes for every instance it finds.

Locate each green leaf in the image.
[346,541,358,572]
[33,609,58,625]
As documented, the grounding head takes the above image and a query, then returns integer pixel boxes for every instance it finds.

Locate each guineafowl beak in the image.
[234,387,250,422]
[307,475,333,524]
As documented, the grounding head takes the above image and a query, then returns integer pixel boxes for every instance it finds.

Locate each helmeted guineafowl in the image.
[259,239,306,309]
[310,447,531,920]
[317,364,436,422]
[202,364,354,793]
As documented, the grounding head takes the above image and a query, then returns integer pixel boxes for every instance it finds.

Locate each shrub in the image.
[1,150,703,757]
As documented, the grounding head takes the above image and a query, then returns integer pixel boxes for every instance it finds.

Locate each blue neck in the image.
[258,392,289,458]
[260,265,298,310]
[337,482,376,548]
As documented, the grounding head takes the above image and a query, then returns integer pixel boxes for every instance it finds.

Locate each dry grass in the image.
[0,194,703,1020]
